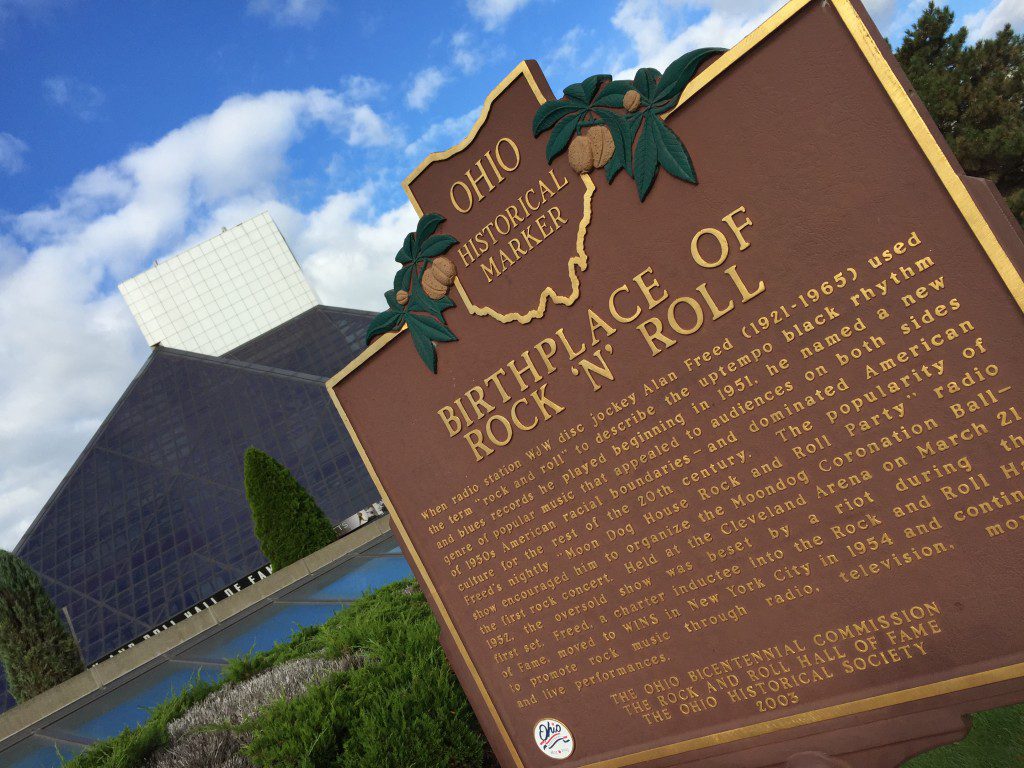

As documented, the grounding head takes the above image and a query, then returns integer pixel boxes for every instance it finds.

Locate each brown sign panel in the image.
[327,0,1024,765]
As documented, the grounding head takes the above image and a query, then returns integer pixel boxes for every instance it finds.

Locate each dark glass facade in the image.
[223,306,374,377]
[3,307,377,712]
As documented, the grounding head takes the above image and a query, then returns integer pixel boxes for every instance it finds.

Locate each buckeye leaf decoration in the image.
[366,213,459,373]
[532,47,724,201]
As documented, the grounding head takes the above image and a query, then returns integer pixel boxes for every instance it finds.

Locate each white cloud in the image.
[452,30,483,73]
[247,0,327,26]
[298,189,417,309]
[965,0,1024,41]
[406,66,447,110]
[468,0,530,30]
[0,132,27,174]
[0,0,66,31]
[861,0,927,36]
[303,88,395,145]
[348,104,393,145]
[0,233,28,276]
[551,26,585,63]
[0,85,407,550]
[612,0,778,74]
[608,0,933,72]
[405,108,478,158]
[43,76,105,120]
[342,75,384,102]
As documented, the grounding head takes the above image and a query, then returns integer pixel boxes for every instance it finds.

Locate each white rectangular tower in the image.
[119,212,319,356]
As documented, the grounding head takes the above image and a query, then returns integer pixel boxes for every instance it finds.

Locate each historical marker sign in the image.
[327,0,1024,765]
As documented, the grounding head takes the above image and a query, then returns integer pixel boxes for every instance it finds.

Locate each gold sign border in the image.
[328,1,1024,765]
[402,61,596,325]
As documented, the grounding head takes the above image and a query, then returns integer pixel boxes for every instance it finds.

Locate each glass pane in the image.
[49,662,218,741]
[0,737,83,768]
[13,334,380,684]
[363,536,403,555]
[182,602,344,662]
[289,556,412,602]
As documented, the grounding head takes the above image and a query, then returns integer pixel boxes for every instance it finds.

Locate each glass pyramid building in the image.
[3,216,380,711]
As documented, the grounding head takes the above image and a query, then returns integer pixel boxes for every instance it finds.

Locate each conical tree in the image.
[0,550,84,703]
[896,3,1024,223]
[244,448,337,570]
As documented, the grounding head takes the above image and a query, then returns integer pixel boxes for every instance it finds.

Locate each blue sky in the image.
[0,0,1019,548]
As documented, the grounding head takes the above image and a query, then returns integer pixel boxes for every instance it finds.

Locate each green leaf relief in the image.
[394,264,413,293]
[654,48,725,103]
[418,234,459,260]
[415,212,445,243]
[633,67,661,99]
[593,80,633,107]
[652,117,696,184]
[367,212,460,372]
[578,73,612,102]
[546,114,580,162]
[529,46,720,200]
[408,312,458,343]
[365,309,403,345]
[593,108,635,182]
[408,322,437,372]
[533,102,581,135]
[633,118,659,201]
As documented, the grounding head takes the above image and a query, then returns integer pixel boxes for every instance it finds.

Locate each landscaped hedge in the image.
[65,580,494,768]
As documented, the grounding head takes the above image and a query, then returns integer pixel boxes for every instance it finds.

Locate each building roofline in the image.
[13,346,333,554]
[13,351,160,554]
[154,345,329,385]
[221,304,376,360]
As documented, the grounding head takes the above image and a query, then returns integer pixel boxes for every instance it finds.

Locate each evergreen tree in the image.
[897,3,1024,222]
[244,448,337,570]
[0,550,84,703]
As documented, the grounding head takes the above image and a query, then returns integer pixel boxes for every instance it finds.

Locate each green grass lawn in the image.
[904,704,1024,767]
[62,579,1023,767]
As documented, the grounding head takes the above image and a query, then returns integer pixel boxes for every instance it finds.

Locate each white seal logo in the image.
[534,718,574,759]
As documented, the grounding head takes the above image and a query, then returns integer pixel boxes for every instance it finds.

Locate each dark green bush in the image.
[243,447,337,570]
[65,580,491,768]
[0,550,84,702]
[240,581,488,768]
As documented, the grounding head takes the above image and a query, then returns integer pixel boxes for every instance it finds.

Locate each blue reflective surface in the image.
[364,538,403,555]
[0,737,83,768]
[0,534,410,761]
[183,602,344,662]
[6,307,379,716]
[289,556,412,601]
[49,663,219,741]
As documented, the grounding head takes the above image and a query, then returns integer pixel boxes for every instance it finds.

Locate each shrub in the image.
[243,447,337,570]
[0,550,84,702]
[150,656,359,768]
[240,581,489,768]
[65,580,492,768]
